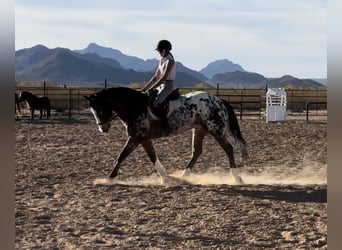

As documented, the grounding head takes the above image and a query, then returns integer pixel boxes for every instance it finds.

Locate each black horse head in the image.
[18,91,32,102]
[84,87,148,132]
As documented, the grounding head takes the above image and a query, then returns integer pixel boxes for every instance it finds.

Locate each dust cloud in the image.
[95,160,327,186]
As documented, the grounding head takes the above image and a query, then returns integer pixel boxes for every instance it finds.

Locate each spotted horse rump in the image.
[84,87,248,184]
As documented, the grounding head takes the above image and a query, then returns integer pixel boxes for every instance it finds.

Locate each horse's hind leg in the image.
[46,107,51,119]
[141,139,167,183]
[182,128,207,177]
[213,135,245,184]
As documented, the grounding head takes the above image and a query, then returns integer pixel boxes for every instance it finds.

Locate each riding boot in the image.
[153,99,172,135]
[160,113,172,135]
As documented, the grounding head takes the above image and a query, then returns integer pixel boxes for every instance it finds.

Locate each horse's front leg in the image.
[39,109,43,119]
[141,139,167,183]
[108,136,140,179]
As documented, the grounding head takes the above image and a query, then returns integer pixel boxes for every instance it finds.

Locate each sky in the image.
[15,0,327,78]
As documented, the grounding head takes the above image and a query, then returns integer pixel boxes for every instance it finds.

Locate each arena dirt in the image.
[15,116,327,249]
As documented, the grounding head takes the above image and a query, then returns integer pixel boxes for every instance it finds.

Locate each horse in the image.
[84,87,248,184]
[18,91,51,120]
[15,92,21,117]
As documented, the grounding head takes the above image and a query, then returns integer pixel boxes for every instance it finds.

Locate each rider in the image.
[141,40,176,134]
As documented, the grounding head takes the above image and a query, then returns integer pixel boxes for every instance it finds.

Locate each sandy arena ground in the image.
[15,114,327,249]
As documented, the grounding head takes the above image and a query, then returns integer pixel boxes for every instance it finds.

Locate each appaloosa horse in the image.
[85,87,248,184]
[19,91,51,120]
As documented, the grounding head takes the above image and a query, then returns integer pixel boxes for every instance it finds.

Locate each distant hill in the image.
[267,75,325,89]
[310,78,327,85]
[200,59,245,78]
[15,45,205,87]
[206,71,325,89]
[75,43,207,82]
[16,45,53,72]
[16,47,151,86]
[176,62,207,82]
[75,42,158,72]
[15,43,326,89]
[16,44,123,72]
[206,71,266,88]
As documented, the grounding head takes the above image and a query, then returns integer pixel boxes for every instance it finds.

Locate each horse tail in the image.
[220,99,249,160]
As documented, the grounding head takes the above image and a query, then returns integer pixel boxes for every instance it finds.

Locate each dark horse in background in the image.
[85,87,248,184]
[19,91,51,120]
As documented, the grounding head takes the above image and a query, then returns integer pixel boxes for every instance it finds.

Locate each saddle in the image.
[148,88,180,117]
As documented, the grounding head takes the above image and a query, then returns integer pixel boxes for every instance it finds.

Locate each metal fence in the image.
[15,85,327,121]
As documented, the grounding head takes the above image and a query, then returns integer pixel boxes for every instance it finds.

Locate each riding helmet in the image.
[155,40,172,51]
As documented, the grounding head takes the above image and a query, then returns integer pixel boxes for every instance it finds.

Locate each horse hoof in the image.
[236,176,245,185]
[182,168,191,177]
[160,176,165,185]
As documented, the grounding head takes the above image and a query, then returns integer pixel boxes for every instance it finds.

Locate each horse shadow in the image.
[214,184,327,203]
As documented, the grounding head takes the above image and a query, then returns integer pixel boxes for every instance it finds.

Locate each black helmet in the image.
[155,40,172,51]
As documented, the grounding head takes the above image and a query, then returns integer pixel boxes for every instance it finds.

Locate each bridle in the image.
[96,113,118,126]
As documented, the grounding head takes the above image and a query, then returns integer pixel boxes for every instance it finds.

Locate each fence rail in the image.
[306,102,327,121]
[15,86,327,121]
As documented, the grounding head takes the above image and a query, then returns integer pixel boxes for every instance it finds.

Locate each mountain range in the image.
[15,43,326,89]
[206,71,324,89]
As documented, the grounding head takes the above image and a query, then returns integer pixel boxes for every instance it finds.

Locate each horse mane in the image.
[96,87,147,105]
[94,87,148,120]
[97,87,145,99]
